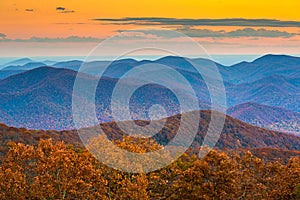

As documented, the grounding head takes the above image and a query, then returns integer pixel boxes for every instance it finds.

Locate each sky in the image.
[0,0,300,59]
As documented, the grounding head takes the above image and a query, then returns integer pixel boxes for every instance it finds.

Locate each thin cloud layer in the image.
[0,33,6,39]
[95,17,300,28]
[176,27,298,38]
[120,28,298,38]
[0,36,103,43]
[61,10,75,13]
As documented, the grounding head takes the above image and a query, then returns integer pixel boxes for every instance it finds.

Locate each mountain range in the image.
[0,110,299,161]
[0,54,299,133]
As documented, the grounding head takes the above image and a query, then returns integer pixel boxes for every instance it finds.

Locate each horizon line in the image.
[0,53,300,67]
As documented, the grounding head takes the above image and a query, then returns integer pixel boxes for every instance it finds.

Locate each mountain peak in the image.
[253,54,299,64]
[11,58,32,63]
[2,58,33,67]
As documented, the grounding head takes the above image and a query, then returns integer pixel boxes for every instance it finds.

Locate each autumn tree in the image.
[0,138,300,199]
[0,140,108,199]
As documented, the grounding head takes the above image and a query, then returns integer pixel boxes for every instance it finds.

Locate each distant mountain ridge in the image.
[1,62,47,71]
[1,58,33,68]
[226,74,300,112]
[1,54,299,82]
[1,54,300,83]
[228,102,300,134]
[228,54,300,83]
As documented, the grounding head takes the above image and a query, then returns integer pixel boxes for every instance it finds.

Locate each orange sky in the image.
[0,0,300,56]
[1,0,300,38]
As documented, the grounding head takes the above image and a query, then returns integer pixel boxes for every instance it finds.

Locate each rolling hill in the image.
[226,75,300,112]
[0,69,25,79]
[0,66,200,130]
[0,67,92,130]
[227,102,300,134]
[0,110,299,161]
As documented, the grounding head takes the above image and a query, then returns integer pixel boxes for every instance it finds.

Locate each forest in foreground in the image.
[0,137,299,200]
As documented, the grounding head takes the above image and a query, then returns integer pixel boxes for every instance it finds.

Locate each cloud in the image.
[0,36,103,43]
[25,9,34,12]
[94,17,300,28]
[119,28,298,39]
[176,27,298,38]
[61,10,75,13]
[56,7,65,11]
[117,30,181,39]
[0,33,6,39]
[56,7,75,13]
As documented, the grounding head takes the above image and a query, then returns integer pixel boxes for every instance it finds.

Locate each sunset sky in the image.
[1,0,300,58]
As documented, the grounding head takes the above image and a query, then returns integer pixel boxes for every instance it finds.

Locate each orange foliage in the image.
[0,138,299,199]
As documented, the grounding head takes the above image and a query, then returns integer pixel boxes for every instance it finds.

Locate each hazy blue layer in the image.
[0,54,300,67]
